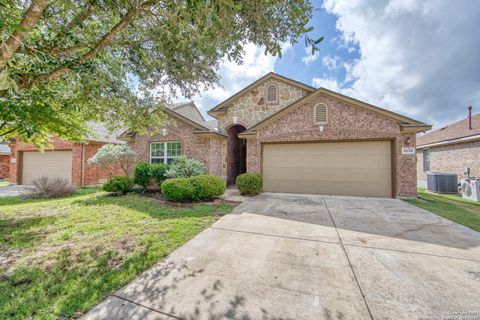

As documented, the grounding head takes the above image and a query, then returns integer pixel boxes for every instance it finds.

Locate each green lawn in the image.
[0,181,9,187]
[0,190,233,319]
[404,188,480,232]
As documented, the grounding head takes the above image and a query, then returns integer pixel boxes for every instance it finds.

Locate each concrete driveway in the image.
[83,193,480,320]
[0,184,32,197]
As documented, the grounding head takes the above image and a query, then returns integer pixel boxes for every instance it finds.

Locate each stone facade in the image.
[0,154,10,179]
[247,94,417,197]
[129,113,226,178]
[9,137,123,186]
[417,140,480,185]
[217,79,310,129]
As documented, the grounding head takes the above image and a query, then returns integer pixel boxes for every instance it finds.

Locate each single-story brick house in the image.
[124,72,431,198]
[0,144,11,180]
[9,123,124,186]
[417,108,480,187]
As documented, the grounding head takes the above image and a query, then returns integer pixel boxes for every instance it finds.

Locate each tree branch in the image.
[0,0,49,69]
[46,2,94,55]
[31,1,156,85]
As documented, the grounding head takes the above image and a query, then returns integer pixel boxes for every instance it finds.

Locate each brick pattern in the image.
[217,79,309,129]
[417,140,480,183]
[248,94,417,197]
[129,113,226,178]
[9,137,122,186]
[0,155,10,179]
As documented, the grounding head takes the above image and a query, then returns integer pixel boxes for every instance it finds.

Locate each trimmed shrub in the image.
[23,176,76,199]
[236,173,262,195]
[151,163,170,186]
[134,162,152,188]
[103,176,134,194]
[190,175,226,200]
[165,156,205,178]
[161,178,195,201]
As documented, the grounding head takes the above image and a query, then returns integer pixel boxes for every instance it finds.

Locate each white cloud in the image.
[302,46,320,65]
[312,77,342,92]
[174,43,278,118]
[323,0,480,129]
[322,55,341,70]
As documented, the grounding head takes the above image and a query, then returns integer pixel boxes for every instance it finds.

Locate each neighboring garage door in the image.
[262,141,392,197]
[22,151,73,185]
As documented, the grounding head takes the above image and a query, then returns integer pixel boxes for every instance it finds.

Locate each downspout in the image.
[81,144,85,187]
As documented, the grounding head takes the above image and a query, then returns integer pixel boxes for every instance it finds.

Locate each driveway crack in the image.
[322,197,375,320]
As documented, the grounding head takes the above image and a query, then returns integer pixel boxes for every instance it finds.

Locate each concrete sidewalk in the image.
[82,193,480,320]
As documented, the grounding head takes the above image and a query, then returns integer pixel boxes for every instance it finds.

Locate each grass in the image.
[0,181,9,187]
[404,188,480,232]
[0,189,233,319]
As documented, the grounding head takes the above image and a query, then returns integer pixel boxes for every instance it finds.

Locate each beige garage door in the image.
[22,151,73,185]
[262,141,392,197]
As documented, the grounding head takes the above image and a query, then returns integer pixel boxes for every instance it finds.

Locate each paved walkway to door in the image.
[83,193,480,320]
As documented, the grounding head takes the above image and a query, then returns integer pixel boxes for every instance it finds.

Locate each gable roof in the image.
[241,87,431,135]
[170,101,206,123]
[86,122,126,144]
[119,102,225,140]
[207,72,316,117]
[417,112,480,147]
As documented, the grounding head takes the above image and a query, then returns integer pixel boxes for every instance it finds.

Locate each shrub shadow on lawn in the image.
[71,194,234,221]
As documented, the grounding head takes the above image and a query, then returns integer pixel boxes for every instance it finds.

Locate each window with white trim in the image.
[423,149,430,172]
[314,103,328,124]
[150,141,181,164]
[266,84,278,104]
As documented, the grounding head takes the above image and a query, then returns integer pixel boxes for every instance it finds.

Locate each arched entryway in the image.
[226,124,247,185]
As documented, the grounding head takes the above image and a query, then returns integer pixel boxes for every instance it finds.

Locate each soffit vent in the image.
[315,103,328,124]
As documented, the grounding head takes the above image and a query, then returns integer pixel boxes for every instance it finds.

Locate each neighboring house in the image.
[417,108,480,187]
[9,123,124,186]
[125,72,431,198]
[0,144,11,180]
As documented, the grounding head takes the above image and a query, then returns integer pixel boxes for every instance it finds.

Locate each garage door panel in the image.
[262,141,392,198]
[264,153,391,169]
[22,151,72,185]
[263,167,391,183]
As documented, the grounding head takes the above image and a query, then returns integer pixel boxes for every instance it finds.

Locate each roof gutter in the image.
[417,133,480,149]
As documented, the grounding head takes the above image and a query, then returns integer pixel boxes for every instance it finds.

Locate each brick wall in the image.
[417,140,480,185]
[9,138,123,186]
[129,114,225,178]
[0,155,10,179]
[249,94,417,197]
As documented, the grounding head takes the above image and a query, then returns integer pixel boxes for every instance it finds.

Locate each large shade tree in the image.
[0,0,321,146]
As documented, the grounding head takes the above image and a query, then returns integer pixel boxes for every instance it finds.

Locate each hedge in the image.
[236,173,262,195]
[190,175,226,200]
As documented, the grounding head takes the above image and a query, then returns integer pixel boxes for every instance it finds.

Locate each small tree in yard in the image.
[88,144,136,177]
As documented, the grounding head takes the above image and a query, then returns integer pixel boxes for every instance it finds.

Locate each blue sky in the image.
[187,0,480,130]
[274,5,357,90]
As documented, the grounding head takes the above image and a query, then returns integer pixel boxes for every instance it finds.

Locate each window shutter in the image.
[266,84,277,102]
[315,103,327,123]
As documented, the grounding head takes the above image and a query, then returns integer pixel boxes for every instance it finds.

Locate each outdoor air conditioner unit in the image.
[461,179,480,202]
[427,172,458,193]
